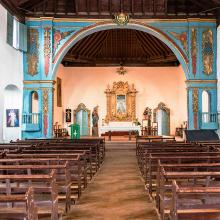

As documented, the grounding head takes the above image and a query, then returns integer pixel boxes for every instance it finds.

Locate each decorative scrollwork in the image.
[202,29,214,75]
[27,28,39,76]
[191,28,197,76]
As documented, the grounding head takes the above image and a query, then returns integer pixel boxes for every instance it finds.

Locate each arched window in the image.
[202,90,210,113]
[202,90,210,123]
[30,91,39,113]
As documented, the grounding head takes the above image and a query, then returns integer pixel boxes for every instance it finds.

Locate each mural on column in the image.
[191,28,197,77]
[202,29,214,75]
[43,89,49,137]
[44,28,51,77]
[53,30,75,55]
[169,31,188,55]
[27,28,39,76]
[192,88,199,129]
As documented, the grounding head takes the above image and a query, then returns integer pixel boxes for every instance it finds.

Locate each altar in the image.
[100,81,141,136]
[100,122,141,135]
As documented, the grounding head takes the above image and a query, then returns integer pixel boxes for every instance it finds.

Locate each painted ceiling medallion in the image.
[114,13,129,25]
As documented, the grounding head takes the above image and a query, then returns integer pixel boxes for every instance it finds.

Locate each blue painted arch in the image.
[51,21,189,80]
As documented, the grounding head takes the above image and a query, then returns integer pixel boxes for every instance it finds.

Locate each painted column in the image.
[217,25,220,135]
[187,80,218,130]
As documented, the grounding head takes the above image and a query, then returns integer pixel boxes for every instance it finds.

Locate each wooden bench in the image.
[14,149,93,182]
[158,168,220,220]
[171,180,220,220]
[0,187,38,220]
[3,153,87,197]
[0,163,71,213]
[147,154,220,196]
[0,170,61,220]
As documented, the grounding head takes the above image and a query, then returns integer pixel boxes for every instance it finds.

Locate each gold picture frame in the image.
[105,81,137,122]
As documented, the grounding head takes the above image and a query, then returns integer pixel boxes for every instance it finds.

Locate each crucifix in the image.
[73,130,77,137]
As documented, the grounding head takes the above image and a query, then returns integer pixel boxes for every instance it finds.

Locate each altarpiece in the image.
[104,81,137,123]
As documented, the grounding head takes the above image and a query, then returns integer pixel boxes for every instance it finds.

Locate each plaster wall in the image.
[54,64,187,135]
[0,5,23,142]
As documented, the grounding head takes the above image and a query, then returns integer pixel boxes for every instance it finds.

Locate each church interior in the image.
[0,0,220,219]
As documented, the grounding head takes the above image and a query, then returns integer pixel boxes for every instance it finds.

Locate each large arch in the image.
[22,18,218,139]
[52,21,189,80]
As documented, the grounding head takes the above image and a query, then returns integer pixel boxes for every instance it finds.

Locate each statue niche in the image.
[105,81,137,122]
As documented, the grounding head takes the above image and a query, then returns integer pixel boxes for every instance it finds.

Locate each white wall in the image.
[0,5,23,142]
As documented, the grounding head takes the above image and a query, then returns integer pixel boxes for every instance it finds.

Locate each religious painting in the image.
[66,108,72,123]
[117,95,126,114]
[57,77,62,107]
[6,109,19,127]
[105,81,137,122]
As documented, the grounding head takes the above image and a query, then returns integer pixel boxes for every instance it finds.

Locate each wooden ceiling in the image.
[62,29,179,67]
[0,0,220,22]
[1,0,219,67]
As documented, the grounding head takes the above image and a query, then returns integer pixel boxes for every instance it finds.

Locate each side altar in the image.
[100,81,140,135]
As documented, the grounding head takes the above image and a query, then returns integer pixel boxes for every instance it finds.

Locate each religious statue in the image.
[92,106,99,136]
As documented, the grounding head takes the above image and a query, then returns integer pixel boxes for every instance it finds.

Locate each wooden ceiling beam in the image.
[139,31,160,56]
[72,33,99,55]
[145,54,177,63]
[79,32,103,56]
[0,0,25,22]
[187,0,211,12]
[135,31,156,57]
[134,31,151,58]
[63,54,95,63]
[88,31,109,57]
[74,0,78,15]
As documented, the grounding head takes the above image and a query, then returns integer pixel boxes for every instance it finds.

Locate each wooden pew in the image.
[14,138,106,163]
[0,170,61,220]
[147,154,220,197]
[170,180,220,220]
[0,187,38,220]
[157,166,220,220]
[2,154,86,197]
[26,144,100,174]
[139,146,212,179]
[0,163,71,213]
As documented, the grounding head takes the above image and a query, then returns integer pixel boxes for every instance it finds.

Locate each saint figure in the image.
[92,106,99,136]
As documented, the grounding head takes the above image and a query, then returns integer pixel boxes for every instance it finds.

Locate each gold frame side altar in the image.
[105,81,137,122]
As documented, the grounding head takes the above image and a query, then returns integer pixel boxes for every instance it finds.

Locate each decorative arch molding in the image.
[51,21,189,80]
[22,18,218,139]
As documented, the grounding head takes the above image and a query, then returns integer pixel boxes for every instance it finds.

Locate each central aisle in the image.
[64,142,158,220]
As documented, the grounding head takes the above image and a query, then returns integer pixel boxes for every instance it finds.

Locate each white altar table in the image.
[100,122,141,135]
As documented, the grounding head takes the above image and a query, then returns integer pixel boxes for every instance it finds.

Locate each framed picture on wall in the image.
[66,108,72,123]
[57,77,62,107]
[6,109,19,127]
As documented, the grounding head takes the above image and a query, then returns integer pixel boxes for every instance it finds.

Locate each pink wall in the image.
[54,65,187,135]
